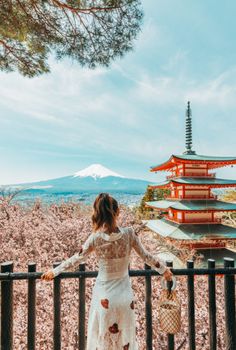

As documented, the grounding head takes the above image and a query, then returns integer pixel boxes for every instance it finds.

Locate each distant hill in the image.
[5,164,151,194]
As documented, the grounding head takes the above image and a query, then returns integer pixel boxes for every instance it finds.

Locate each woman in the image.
[42,193,173,349]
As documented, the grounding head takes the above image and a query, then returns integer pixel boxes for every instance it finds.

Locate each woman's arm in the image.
[130,227,167,274]
[41,234,95,280]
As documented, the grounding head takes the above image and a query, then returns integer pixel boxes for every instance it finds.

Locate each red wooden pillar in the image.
[208,187,211,199]
[211,211,214,222]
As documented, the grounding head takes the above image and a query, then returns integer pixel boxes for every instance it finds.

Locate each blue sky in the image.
[1,0,236,185]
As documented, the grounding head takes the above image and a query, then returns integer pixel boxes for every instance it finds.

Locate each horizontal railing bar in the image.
[0,267,236,280]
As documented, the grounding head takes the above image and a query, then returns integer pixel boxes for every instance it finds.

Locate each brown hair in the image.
[92,193,119,233]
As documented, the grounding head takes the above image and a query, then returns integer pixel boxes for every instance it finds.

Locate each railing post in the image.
[27,263,36,350]
[208,259,216,350]
[224,258,235,350]
[1,261,13,350]
[166,260,174,350]
[78,263,86,350]
[53,262,61,350]
[145,263,152,350]
[187,260,195,350]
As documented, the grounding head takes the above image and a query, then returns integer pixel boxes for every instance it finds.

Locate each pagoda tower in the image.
[145,102,236,255]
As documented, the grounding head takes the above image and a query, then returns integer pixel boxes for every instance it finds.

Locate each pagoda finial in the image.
[183,101,196,155]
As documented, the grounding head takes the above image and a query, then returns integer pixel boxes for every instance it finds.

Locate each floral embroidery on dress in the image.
[101,298,109,309]
[108,323,119,334]
[123,343,130,350]
[130,301,134,309]
[95,234,129,259]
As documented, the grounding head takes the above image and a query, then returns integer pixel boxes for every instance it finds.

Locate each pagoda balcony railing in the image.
[188,242,226,249]
[183,172,216,178]
[0,259,236,350]
[166,173,216,179]
[173,218,222,224]
[175,194,218,200]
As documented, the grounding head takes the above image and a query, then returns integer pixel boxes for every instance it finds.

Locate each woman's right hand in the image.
[41,270,55,281]
[163,267,173,282]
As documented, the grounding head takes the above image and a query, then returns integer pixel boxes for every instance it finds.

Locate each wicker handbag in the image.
[158,276,181,334]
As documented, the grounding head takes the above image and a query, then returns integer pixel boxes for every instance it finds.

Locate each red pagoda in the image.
[145,102,236,259]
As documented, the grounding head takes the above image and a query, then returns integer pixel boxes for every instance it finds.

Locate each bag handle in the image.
[161,275,176,291]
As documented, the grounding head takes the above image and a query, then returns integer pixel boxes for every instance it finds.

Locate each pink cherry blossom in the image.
[0,198,232,349]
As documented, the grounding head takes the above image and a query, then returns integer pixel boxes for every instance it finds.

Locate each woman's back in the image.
[52,226,167,278]
[93,226,132,281]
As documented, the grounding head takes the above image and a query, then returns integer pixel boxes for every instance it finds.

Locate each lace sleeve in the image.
[129,227,167,274]
[52,234,95,277]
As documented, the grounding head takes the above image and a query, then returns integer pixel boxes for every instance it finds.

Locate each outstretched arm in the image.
[41,234,95,280]
[130,227,167,274]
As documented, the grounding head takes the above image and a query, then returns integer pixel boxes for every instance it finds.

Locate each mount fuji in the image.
[8,164,151,194]
[73,164,125,179]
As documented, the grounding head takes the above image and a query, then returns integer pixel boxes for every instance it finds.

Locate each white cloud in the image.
[26,111,64,123]
[128,66,236,108]
[2,59,235,161]
[0,61,108,124]
[1,49,236,183]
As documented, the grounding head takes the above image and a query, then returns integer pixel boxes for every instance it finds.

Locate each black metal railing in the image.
[0,258,236,350]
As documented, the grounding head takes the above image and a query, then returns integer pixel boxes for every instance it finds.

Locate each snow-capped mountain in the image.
[73,164,125,179]
[7,164,150,194]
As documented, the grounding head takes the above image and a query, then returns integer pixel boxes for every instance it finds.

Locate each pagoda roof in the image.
[150,177,236,188]
[151,154,236,172]
[146,200,236,211]
[144,218,236,240]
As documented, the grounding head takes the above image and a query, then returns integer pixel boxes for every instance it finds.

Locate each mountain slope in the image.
[8,164,150,194]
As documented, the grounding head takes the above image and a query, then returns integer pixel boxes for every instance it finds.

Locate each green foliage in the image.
[153,188,171,201]
[0,0,143,77]
[222,190,236,202]
[139,186,171,219]
[221,190,236,225]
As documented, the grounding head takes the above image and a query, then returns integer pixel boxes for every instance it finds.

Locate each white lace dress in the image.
[52,226,167,350]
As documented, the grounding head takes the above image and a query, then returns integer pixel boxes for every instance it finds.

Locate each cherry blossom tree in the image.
[0,200,229,349]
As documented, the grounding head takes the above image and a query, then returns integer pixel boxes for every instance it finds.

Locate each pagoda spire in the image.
[183,101,196,155]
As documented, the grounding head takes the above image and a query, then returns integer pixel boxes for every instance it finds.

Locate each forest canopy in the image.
[0,0,143,77]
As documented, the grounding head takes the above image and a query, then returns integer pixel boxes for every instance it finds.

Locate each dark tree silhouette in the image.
[0,0,143,77]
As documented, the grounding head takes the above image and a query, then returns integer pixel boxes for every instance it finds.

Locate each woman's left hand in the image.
[163,267,173,281]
